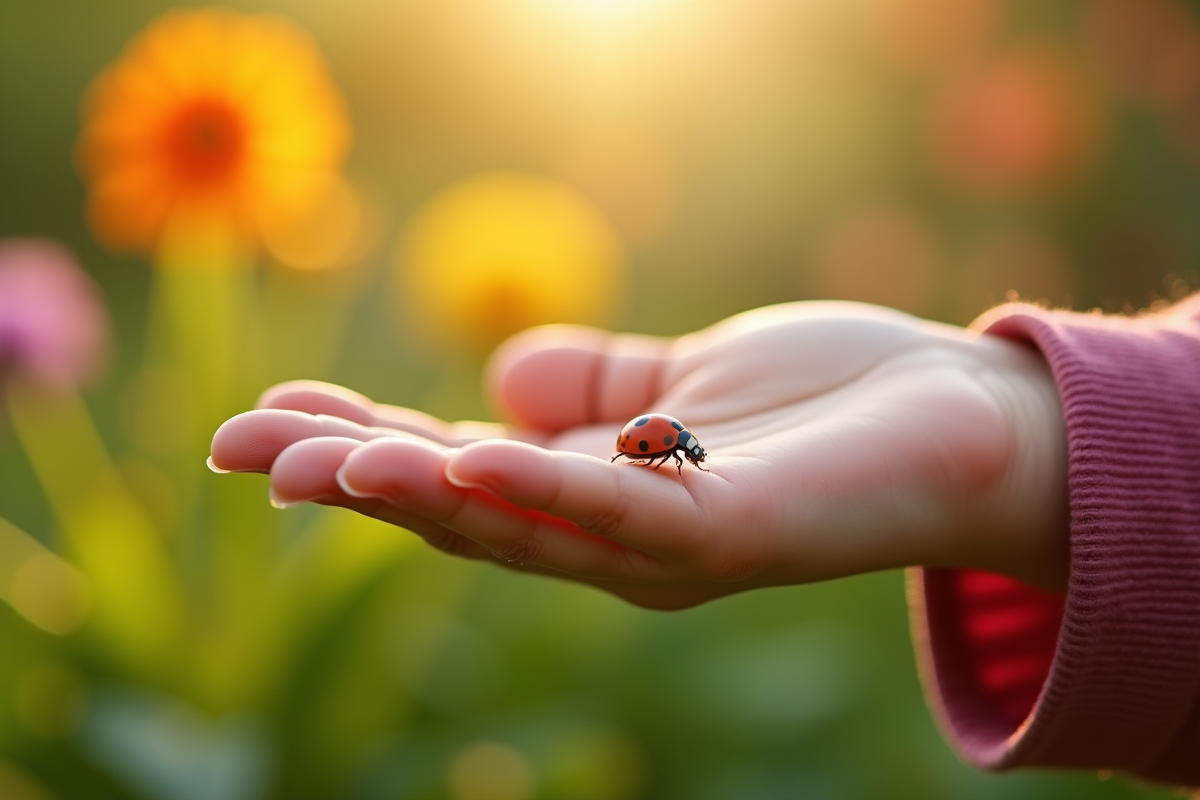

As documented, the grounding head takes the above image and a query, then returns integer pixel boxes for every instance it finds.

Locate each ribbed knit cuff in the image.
[910,302,1200,785]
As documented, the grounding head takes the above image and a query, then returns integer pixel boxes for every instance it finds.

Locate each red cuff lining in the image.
[951,569,1064,728]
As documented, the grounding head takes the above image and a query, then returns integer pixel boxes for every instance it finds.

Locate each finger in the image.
[256,379,538,446]
[444,439,708,558]
[486,325,673,432]
[271,438,733,607]
[269,435,496,561]
[209,408,417,473]
[336,438,669,581]
[257,380,378,425]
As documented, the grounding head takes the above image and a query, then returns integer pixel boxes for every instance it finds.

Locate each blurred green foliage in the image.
[1,0,1194,797]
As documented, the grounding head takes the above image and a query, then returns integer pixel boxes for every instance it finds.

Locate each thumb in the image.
[486,325,674,433]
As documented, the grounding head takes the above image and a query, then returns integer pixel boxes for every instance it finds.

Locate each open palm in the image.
[210,301,1067,608]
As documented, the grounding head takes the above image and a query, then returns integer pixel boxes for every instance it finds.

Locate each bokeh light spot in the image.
[397,172,626,350]
[927,45,1106,195]
[448,741,535,800]
[11,553,92,636]
[261,175,372,271]
[809,202,941,314]
[0,518,92,636]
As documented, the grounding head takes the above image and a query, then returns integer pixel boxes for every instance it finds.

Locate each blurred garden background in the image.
[1,0,1196,797]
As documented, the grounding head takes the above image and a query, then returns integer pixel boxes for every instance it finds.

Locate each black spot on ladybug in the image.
[634,417,650,427]
[663,435,674,446]
[670,420,683,431]
[638,439,649,452]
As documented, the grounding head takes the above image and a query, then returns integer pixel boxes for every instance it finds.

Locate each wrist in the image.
[967,333,1069,592]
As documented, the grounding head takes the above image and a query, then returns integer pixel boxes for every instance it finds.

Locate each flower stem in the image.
[5,378,184,674]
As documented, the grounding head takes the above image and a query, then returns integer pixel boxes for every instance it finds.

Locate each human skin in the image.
[209,301,1069,609]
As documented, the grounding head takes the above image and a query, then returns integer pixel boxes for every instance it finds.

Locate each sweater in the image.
[910,298,1200,787]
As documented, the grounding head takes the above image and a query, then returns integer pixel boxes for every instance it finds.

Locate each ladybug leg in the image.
[673,450,684,476]
[611,454,621,463]
[650,453,667,470]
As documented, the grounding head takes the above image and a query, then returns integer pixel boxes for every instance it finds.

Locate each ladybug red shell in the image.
[611,413,708,475]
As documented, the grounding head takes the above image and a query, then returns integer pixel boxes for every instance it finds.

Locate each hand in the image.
[209,301,1068,609]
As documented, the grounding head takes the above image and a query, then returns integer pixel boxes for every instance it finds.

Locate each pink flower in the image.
[0,239,111,389]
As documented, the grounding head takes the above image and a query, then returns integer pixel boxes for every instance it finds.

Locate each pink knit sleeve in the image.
[909,297,1200,787]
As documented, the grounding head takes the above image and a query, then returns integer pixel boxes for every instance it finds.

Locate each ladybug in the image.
[611,413,708,475]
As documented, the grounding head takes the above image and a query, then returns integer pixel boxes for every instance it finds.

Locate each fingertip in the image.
[485,325,674,431]
[268,488,300,509]
[334,463,375,499]
[207,415,243,472]
[485,325,609,431]
[443,470,485,491]
[256,380,376,426]
[270,435,364,503]
[210,408,353,473]
[209,409,290,473]
[336,436,452,505]
[206,455,233,474]
[258,379,363,405]
[446,440,562,507]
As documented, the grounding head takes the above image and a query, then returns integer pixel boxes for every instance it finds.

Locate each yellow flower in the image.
[77,9,351,261]
[398,173,626,349]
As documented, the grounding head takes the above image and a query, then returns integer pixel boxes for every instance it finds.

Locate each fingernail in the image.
[206,456,232,474]
[335,465,375,499]
[444,467,490,491]
[207,456,263,475]
[268,489,300,509]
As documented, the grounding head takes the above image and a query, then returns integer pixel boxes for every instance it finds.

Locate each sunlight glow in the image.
[532,0,681,32]
[564,0,646,17]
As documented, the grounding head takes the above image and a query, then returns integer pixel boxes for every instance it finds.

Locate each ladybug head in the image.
[678,430,706,463]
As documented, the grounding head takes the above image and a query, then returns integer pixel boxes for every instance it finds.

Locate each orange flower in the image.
[77,9,351,260]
